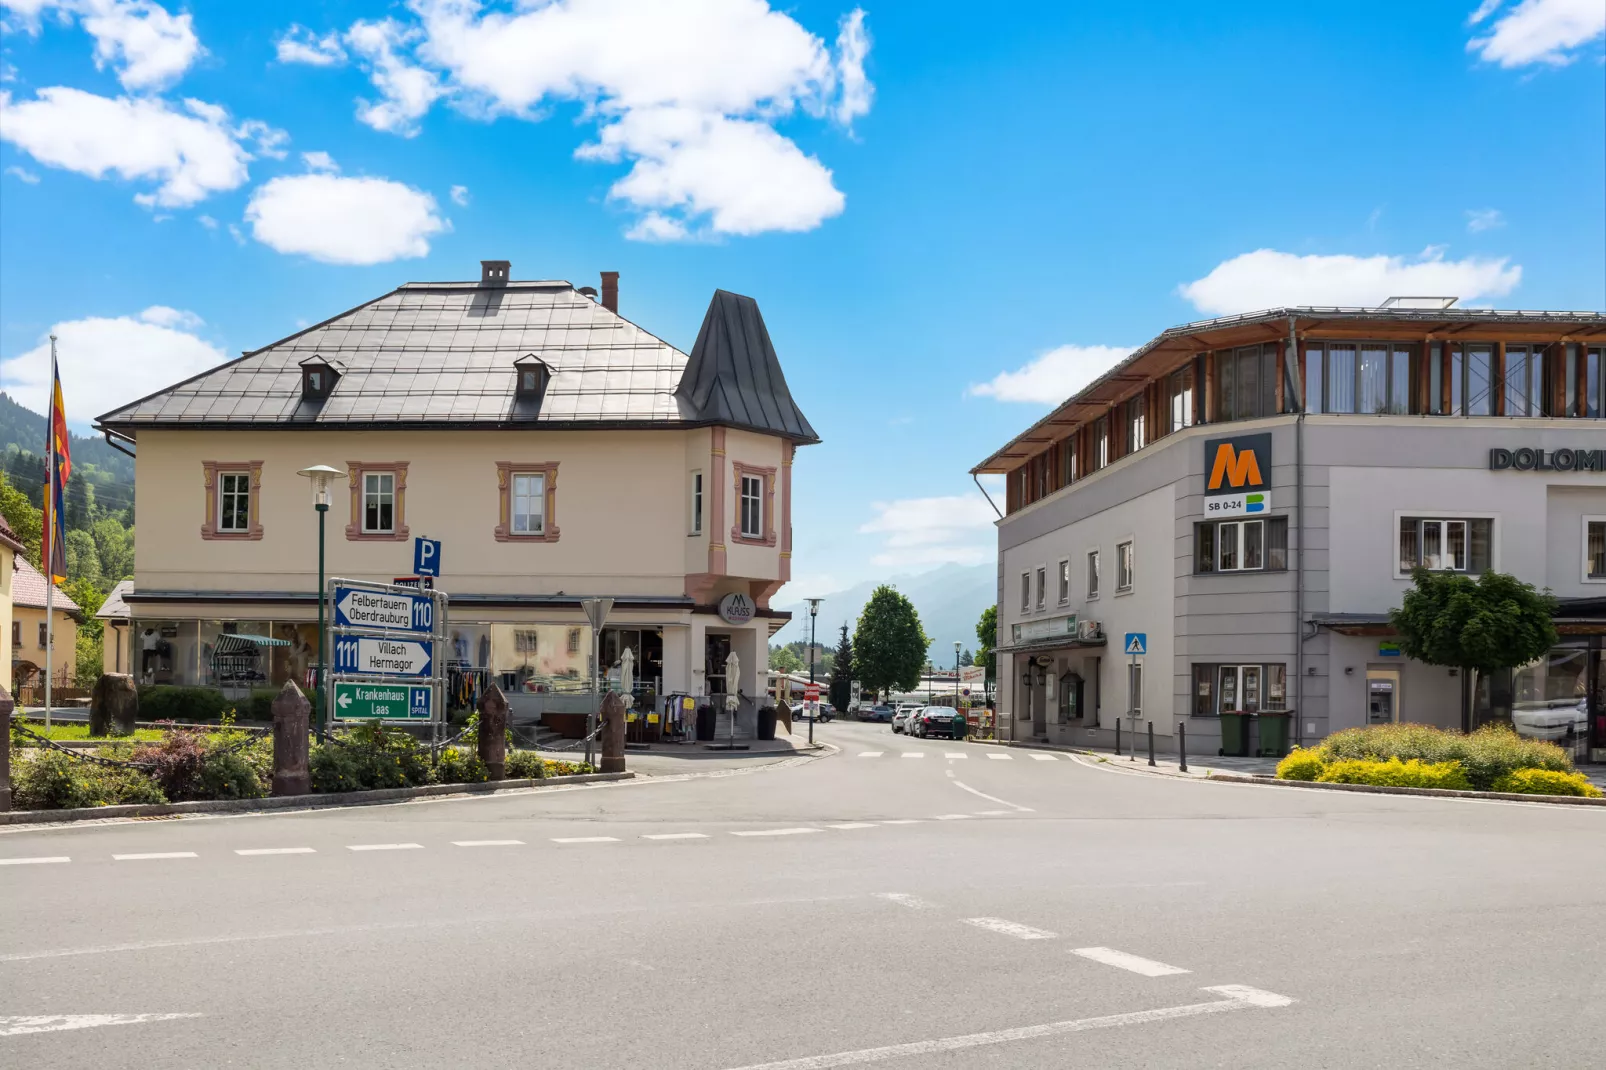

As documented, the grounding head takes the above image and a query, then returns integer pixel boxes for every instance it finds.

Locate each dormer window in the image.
[481,259,511,287]
[299,356,338,400]
[514,354,550,403]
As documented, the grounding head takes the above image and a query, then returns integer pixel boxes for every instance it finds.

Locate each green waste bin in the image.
[1219,711,1250,757]
[1256,711,1291,758]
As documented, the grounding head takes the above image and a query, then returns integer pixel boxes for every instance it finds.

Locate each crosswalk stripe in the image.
[642,833,709,841]
[732,828,822,837]
[987,753,1013,760]
[1030,754,1060,761]
[858,751,885,758]
[552,837,619,844]
[880,819,922,825]
[112,852,197,861]
[946,753,969,759]
[964,917,1056,940]
[0,857,70,866]
[451,840,525,847]
[901,752,926,759]
[935,814,973,821]
[235,847,316,856]
[828,823,878,830]
[346,844,423,852]
[1072,947,1191,977]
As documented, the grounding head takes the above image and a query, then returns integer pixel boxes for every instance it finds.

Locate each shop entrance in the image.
[704,633,733,698]
[1057,672,1084,724]
[1367,669,1399,724]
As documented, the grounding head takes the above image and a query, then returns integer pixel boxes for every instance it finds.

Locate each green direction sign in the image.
[333,681,432,720]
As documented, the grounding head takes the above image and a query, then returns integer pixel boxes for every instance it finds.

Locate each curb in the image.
[1203,773,1606,807]
[0,771,634,826]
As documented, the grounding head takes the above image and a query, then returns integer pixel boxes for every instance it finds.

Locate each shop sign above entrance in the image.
[1011,614,1077,644]
[1203,432,1272,517]
[1489,447,1603,473]
[718,591,756,625]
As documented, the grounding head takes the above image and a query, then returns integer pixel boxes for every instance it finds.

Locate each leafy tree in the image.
[853,585,928,697]
[66,528,102,587]
[75,630,104,689]
[828,624,854,711]
[975,605,997,682]
[0,471,42,566]
[960,648,974,667]
[1390,569,1557,728]
[66,471,91,530]
[769,644,805,675]
[63,578,105,641]
[91,516,135,582]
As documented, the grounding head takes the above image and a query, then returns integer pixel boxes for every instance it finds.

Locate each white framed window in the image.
[1116,540,1134,592]
[511,473,545,534]
[690,471,703,535]
[1057,558,1071,604]
[1397,515,1493,574]
[217,472,251,533]
[1086,549,1100,599]
[1196,518,1288,573]
[363,471,396,533]
[1585,517,1606,582]
[1035,566,1047,610]
[740,475,763,538]
[1020,572,1031,614]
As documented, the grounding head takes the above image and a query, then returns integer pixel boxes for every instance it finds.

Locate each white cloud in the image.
[1466,207,1505,232]
[448,183,468,206]
[196,213,216,228]
[226,222,244,245]
[301,150,338,172]
[1468,0,1605,67]
[968,344,1135,405]
[0,87,277,207]
[281,0,872,239]
[0,304,227,422]
[859,495,998,569]
[347,17,443,136]
[5,164,40,182]
[2,1,202,90]
[1178,247,1522,315]
[244,173,447,265]
[275,23,346,66]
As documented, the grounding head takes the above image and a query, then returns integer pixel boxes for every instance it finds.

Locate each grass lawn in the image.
[17,722,167,742]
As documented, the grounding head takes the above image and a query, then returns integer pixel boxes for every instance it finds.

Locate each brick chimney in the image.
[480,260,510,287]
[600,271,619,313]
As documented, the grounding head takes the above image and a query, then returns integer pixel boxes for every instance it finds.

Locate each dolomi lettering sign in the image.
[1489,447,1603,473]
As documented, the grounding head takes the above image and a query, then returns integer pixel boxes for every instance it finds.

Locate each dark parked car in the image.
[912,706,965,739]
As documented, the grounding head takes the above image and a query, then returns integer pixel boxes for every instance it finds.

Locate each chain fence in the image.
[9,715,266,771]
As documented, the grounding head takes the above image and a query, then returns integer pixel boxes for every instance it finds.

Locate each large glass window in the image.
[218,472,251,533]
[363,472,395,533]
[1303,346,1323,414]
[1116,541,1134,592]
[1326,344,1356,413]
[1310,342,1414,414]
[1125,396,1146,452]
[1588,348,1603,418]
[512,473,545,535]
[1193,664,1287,714]
[1399,516,1493,574]
[1586,519,1605,580]
[1215,345,1278,421]
[1168,366,1194,432]
[1504,345,1543,417]
[1094,417,1109,469]
[132,619,201,687]
[1464,344,1493,416]
[1196,517,1287,572]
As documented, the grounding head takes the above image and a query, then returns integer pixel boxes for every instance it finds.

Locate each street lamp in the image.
[297,465,343,734]
[954,640,962,701]
[804,597,822,745]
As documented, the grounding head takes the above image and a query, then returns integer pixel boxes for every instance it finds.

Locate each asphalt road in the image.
[3,720,1603,1068]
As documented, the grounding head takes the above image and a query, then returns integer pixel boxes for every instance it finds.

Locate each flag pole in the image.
[44,335,57,730]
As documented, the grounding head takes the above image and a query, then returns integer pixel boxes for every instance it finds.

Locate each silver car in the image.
[891,705,920,733]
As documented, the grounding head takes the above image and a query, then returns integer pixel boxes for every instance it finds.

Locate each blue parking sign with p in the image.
[414,537,441,577]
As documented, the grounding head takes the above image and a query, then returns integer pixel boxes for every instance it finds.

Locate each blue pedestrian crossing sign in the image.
[1124,632,1147,656]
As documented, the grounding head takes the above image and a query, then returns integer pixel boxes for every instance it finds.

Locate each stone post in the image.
[100,674,137,737]
[600,690,627,774]
[89,674,113,736]
[477,685,509,781]
[271,681,311,797]
[0,685,13,812]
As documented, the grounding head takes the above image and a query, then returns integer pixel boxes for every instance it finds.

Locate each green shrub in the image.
[1316,722,1571,791]
[1276,748,1325,781]
[1316,757,1472,791]
[138,686,229,722]
[543,759,594,777]
[1490,768,1604,798]
[503,750,547,779]
[308,723,432,793]
[434,747,488,785]
[129,728,269,802]
[237,690,279,722]
[11,750,169,810]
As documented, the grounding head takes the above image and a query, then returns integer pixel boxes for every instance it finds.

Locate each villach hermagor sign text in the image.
[1488,447,1604,472]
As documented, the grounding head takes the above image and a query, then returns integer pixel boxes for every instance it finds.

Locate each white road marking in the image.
[0,856,70,866]
[552,836,620,844]
[451,840,525,847]
[857,751,884,758]
[963,917,1057,940]
[345,843,424,852]
[874,892,936,910]
[714,987,1294,1069]
[642,833,709,841]
[1030,753,1060,761]
[827,823,878,830]
[934,814,973,821]
[879,819,922,825]
[975,809,1016,816]
[0,1014,203,1037]
[235,847,316,856]
[945,752,969,759]
[1072,947,1191,977]
[901,752,926,759]
[112,852,197,861]
[987,753,1014,760]
[950,779,1033,813]
[731,828,821,837]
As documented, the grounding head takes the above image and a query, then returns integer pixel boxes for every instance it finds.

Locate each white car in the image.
[891,705,920,733]
[1512,699,1588,743]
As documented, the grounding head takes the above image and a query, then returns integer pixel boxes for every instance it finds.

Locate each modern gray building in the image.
[972,302,1606,762]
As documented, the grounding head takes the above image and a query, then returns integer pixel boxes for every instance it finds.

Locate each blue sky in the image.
[1,0,1602,598]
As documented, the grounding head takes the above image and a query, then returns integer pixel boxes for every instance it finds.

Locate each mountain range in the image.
[770,562,997,658]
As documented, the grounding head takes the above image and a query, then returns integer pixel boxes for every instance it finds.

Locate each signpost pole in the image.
[316,505,326,735]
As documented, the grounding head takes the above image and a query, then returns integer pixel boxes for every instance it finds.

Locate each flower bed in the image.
[1276,723,1601,798]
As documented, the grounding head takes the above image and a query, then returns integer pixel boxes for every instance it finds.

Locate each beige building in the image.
[0,511,21,694]
[8,556,80,694]
[94,262,818,732]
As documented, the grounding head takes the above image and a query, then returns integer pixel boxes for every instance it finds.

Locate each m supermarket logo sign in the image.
[1203,433,1271,516]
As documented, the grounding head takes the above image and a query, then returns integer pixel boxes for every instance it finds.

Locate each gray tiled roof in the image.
[676,290,819,443]
[96,279,817,443]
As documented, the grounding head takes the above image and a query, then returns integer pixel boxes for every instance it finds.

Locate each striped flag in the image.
[42,349,71,582]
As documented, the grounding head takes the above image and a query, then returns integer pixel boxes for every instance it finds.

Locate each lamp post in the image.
[297,465,343,735]
[804,597,822,745]
[954,640,961,704]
